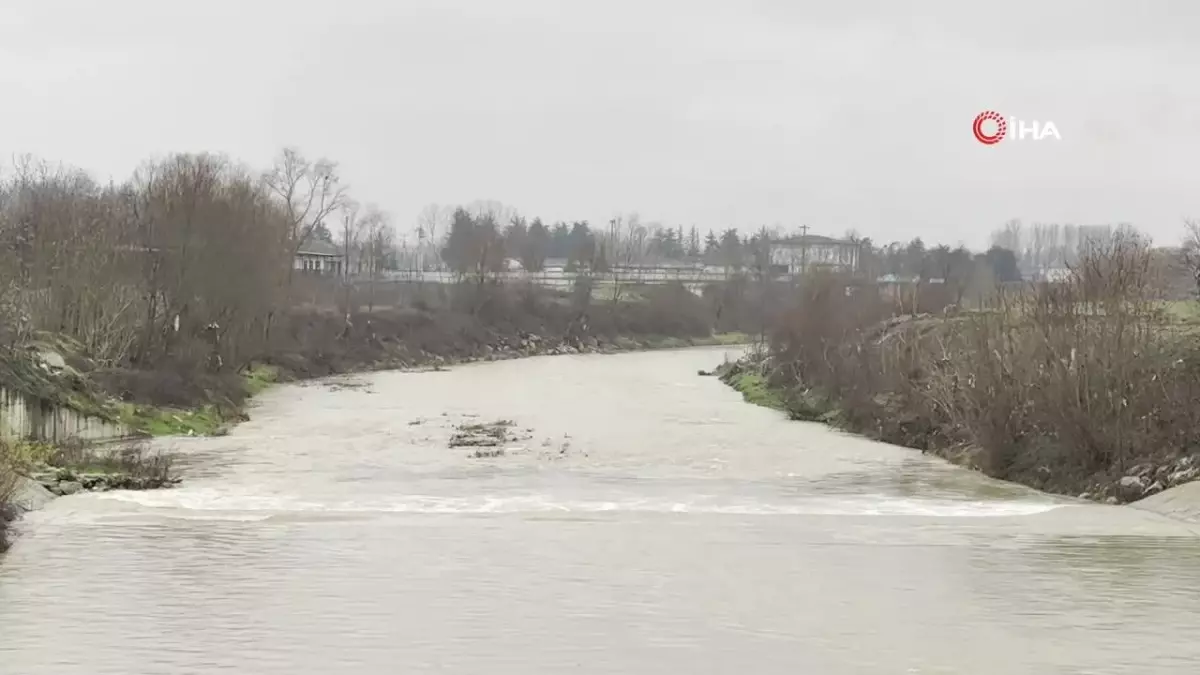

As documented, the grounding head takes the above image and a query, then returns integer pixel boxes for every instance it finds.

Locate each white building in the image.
[295,239,343,275]
[769,234,859,275]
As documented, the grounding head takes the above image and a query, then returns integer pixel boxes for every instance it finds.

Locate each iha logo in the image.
[973,110,1061,144]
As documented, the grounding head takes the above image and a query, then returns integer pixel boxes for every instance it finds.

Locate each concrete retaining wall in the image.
[0,387,132,444]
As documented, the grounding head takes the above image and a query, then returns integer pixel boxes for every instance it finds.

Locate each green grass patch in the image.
[118,403,224,437]
[112,363,283,437]
[242,363,282,396]
[1159,300,1200,324]
[646,335,690,349]
[726,372,788,411]
[635,333,751,350]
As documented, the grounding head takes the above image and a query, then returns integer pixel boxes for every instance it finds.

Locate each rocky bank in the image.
[23,464,180,497]
[2,465,179,552]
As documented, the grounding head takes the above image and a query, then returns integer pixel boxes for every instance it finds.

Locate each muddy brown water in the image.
[2,346,1199,674]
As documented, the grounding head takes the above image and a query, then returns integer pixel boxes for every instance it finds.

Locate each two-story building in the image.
[769,234,859,275]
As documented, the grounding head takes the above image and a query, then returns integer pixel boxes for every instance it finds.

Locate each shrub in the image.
[760,233,1200,499]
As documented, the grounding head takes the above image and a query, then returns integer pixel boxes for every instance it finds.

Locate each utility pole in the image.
[799,224,810,275]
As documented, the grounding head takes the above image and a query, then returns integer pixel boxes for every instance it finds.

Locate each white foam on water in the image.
[93,487,1066,518]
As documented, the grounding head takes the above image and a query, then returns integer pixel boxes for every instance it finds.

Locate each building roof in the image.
[297,238,341,257]
[771,234,855,247]
[876,274,946,284]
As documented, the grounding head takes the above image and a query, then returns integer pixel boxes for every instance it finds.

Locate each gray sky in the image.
[3,0,1198,248]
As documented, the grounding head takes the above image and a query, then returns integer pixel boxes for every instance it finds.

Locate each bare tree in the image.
[340,200,363,275]
[337,199,365,312]
[359,206,393,312]
[1181,220,1200,299]
[262,147,348,283]
[607,212,648,303]
[990,219,1024,261]
[1,151,292,371]
[416,203,445,272]
[1062,224,1080,266]
[1029,222,1054,276]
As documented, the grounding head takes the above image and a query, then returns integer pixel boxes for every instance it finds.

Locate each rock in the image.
[1118,475,1147,501]
[1120,475,1146,489]
[10,477,56,512]
[57,481,84,496]
[1105,496,1120,505]
[1169,468,1199,486]
[79,474,110,491]
[1078,492,1091,500]
[35,349,68,372]
[1143,481,1166,498]
[1126,464,1153,478]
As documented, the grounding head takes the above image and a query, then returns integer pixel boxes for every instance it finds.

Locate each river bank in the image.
[4,277,753,440]
[0,437,180,551]
[715,349,1200,507]
[1,320,747,549]
[121,328,751,438]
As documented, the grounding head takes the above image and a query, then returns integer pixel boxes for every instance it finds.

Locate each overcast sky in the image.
[2,0,1198,248]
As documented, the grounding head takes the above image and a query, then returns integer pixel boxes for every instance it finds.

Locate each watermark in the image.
[973,110,1061,144]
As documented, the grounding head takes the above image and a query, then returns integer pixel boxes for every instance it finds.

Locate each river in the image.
[2,346,1199,674]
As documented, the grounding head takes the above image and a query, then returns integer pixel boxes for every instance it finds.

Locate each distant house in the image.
[542,257,570,273]
[295,239,343,275]
[770,234,859,275]
[1020,265,1071,283]
[876,274,945,304]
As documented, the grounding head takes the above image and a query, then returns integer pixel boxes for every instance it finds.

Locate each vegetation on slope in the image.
[726,232,1200,504]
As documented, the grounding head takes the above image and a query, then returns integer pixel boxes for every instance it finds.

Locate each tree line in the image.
[0,148,392,372]
[426,206,1116,308]
[3,142,1182,380]
[429,205,786,276]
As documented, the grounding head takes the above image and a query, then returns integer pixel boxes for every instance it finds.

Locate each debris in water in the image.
[319,378,372,393]
[449,419,532,451]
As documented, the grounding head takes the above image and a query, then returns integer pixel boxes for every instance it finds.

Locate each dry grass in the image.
[763,233,1200,500]
[1,442,22,552]
[0,466,15,550]
[258,280,722,381]
[42,438,176,482]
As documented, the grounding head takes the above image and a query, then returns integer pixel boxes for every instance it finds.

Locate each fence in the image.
[380,266,740,289]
